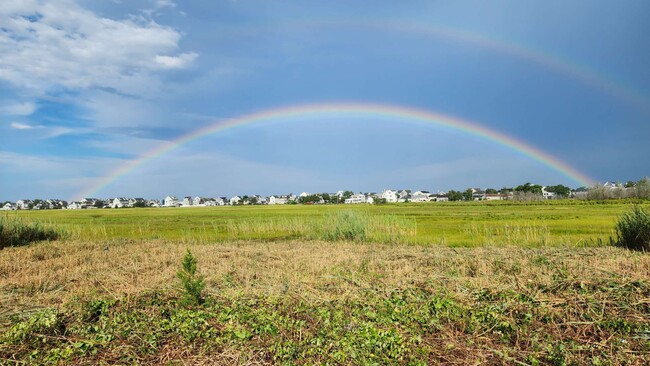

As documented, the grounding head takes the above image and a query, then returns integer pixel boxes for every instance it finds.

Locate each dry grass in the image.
[1,239,649,316]
[2,239,649,364]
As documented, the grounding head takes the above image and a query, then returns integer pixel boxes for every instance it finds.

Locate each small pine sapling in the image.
[177,249,206,305]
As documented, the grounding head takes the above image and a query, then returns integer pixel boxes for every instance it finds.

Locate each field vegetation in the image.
[6,200,643,246]
[1,200,649,364]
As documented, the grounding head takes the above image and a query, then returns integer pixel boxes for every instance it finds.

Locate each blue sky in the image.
[1,0,649,201]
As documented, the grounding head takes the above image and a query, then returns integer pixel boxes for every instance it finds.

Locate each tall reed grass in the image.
[0,216,64,248]
[614,205,650,251]
[221,211,417,244]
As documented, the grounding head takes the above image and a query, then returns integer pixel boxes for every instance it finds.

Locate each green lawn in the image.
[7,200,642,246]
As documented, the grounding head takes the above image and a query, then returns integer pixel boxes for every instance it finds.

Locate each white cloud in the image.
[1,102,37,116]
[155,52,199,69]
[0,0,198,96]
[8,120,84,137]
[10,121,37,130]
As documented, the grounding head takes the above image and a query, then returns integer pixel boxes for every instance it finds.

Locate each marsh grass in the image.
[10,201,635,246]
[0,215,64,248]
[221,211,417,244]
[614,205,650,251]
[464,221,552,247]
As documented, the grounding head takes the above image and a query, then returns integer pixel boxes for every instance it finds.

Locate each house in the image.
[255,195,269,205]
[1,202,16,210]
[269,195,287,205]
[381,189,398,203]
[214,197,226,206]
[148,200,161,207]
[484,194,506,201]
[182,196,193,206]
[435,193,449,202]
[16,200,33,210]
[112,197,129,208]
[193,197,209,206]
[398,190,411,200]
[345,194,366,204]
[129,198,146,207]
[541,187,556,200]
[411,191,433,202]
[229,196,242,205]
[164,196,179,207]
[67,201,85,209]
[45,199,67,209]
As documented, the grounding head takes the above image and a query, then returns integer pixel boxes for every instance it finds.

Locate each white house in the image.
[193,197,209,206]
[16,200,33,210]
[380,190,398,203]
[345,194,366,204]
[1,202,16,210]
[484,194,506,201]
[269,195,288,205]
[214,197,226,206]
[182,196,193,206]
[411,191,433,202]
[541,187,556,200]
[148,200,161,207]
[229,196,242,205]
[164,196,179,207]
[435,193,449,202]
[129,198,145,207]
[67,201,85,210]
[112,197,129,208]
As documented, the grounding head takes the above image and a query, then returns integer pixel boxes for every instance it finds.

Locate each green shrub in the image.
[318,211,367,242]
[613,205,650,251]
[0,215,63,248]
[177,249,206,305]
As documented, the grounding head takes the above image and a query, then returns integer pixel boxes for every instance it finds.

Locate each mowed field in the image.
[1,201,649,365]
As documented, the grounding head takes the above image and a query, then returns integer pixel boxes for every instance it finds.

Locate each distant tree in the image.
[94,200,105,208]
[514,183,543,195]
[299,194,322,204]
[447,190,463,201]
[462,188,474,201]
[342,191,353,200]
[373,198,387,205]
[485,188,498,194]
[321,193,331,203]
[625,181,636,188]
[133,201,146,208]
[500,187,511,195]
[636,177,650,199]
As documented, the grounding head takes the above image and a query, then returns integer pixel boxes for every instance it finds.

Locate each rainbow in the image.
[78,102,594,199]
[213,19,650,115]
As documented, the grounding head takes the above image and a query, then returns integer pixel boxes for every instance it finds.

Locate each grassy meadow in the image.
[5,200,637,246]
[1,201,649,364]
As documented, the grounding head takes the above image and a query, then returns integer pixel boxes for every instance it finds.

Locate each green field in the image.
[8,200,641,246]
[2,200,649,364]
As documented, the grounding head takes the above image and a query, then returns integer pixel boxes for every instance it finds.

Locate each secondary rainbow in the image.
[78,103,594,199]
[215,19,650,115]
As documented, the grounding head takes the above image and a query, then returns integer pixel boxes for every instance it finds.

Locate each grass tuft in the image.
[0,215,63,248]
[614,205,650,251]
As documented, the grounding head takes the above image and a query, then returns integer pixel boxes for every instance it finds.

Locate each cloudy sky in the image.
[1,0,649,201]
